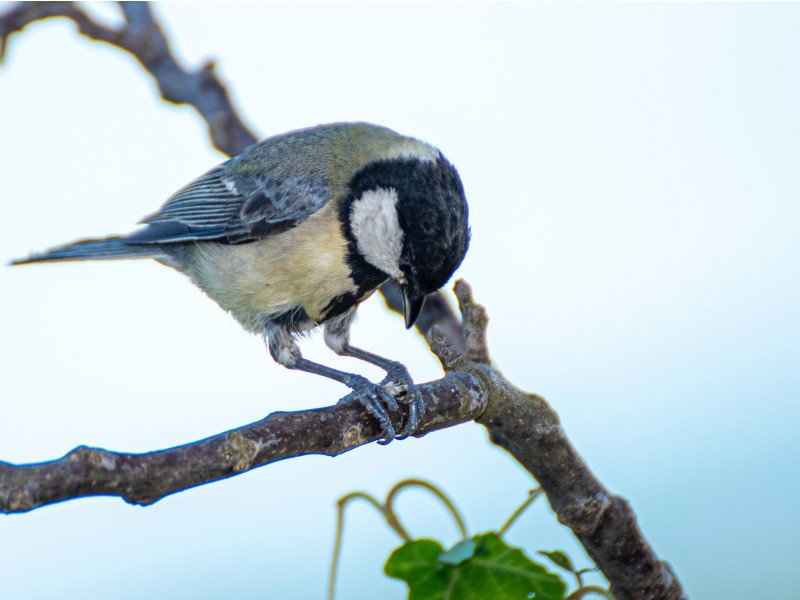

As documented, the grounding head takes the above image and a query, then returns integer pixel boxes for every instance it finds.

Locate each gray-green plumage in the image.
[13,122,470,443]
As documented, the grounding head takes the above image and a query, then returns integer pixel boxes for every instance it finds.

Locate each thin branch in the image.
[0,1,257,156]
[0,371,485,512]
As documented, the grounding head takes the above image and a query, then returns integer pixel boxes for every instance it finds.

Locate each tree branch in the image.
[0,368,485,511]
[1,4,685,599]
[0,1,257,156]
[443,283,685,600]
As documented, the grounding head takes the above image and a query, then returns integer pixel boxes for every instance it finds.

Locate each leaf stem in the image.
[329,480,468,599]
[384,478,468,540]
[328,492,405,600]
[498,488,542,537]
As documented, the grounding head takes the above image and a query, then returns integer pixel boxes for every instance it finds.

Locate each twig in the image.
[0,369,485,512]
[0,1,256,156]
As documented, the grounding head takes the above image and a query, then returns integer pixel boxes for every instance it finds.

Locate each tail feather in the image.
[11,237,161,266]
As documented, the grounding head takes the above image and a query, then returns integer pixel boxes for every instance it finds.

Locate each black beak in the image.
[402,286,425,329]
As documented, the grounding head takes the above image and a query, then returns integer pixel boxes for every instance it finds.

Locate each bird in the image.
[13,122,470,443]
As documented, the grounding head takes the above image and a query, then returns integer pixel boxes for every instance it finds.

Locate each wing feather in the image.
[133,155,331,246]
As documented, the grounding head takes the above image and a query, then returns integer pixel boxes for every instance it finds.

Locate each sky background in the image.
[1,2,799,598]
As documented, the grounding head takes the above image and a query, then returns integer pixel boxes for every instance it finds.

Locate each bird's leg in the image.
[323,313,424,439]
[265,325,399,444]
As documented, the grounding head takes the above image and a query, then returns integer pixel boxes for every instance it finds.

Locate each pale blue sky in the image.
[1,3,798,599]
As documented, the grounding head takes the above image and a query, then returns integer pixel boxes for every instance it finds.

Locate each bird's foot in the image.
[380,363,424,440]
[338,374,399,444]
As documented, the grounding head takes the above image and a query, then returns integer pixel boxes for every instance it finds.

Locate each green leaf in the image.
[385,534,566,600]
[385,539,448,599]
[536,550,576,574]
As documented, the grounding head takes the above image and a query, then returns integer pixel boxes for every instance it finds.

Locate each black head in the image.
[343,154,470,328]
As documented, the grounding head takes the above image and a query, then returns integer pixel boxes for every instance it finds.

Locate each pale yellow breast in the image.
[184,201,360,333]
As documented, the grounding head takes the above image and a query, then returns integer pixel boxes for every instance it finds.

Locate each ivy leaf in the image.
[536,550,576,574]
[385,538,445,596]
[385,533,566,600]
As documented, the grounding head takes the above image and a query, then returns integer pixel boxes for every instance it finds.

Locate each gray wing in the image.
[130,160,330,245]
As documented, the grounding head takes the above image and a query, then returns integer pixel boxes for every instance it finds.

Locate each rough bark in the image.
[0,368,485,511]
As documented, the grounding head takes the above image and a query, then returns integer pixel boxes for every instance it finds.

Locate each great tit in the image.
[13,122,470,443]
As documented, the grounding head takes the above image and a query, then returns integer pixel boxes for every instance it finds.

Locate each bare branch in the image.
[0,1,257,156]
[447,282,685,600]
[0,371,484,512]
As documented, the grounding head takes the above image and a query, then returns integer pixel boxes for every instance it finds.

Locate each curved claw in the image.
[380,364,425,439]
[340,375,399,443]
[393,383,424,439]
[394,387,424,440]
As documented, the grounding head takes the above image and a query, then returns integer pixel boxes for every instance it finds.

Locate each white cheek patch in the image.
[350,187,404,279]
